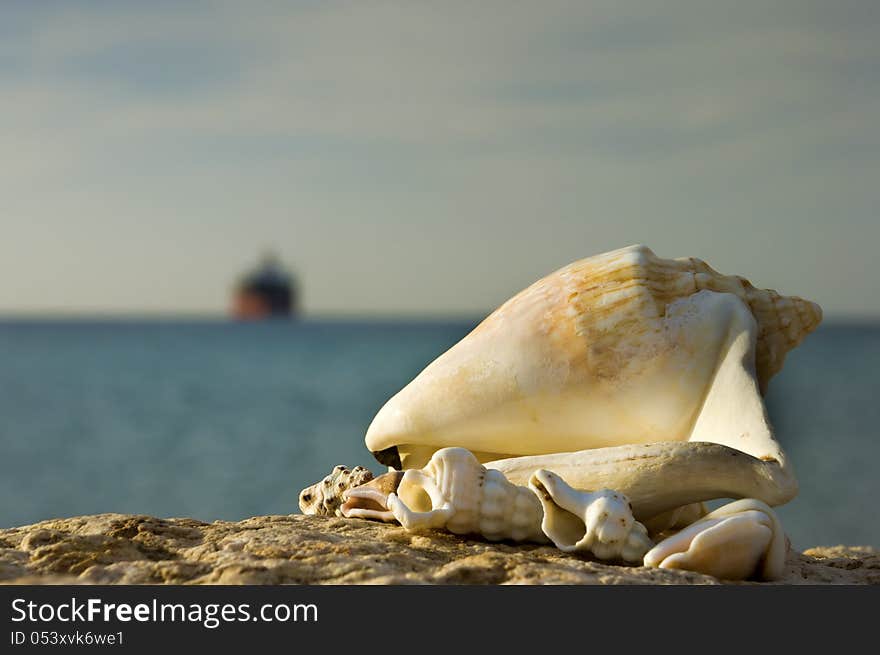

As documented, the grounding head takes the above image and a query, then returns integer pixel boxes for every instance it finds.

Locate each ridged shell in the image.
[365,245,822,468]
[299,465,374,516]
[507,244,820,392]
[393,447,546,542]
[617,248,823,391]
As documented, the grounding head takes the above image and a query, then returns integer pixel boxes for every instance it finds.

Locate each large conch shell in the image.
[364,245,821,522]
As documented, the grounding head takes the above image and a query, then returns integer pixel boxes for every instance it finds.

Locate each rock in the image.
[0,513,877,585]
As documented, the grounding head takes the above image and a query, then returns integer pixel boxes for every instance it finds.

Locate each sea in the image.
[0,319,877,549]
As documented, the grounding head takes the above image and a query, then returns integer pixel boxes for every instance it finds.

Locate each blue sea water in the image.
[0,319,877,549]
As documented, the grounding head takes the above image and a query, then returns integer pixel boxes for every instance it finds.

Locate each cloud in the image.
[0,1,878,315]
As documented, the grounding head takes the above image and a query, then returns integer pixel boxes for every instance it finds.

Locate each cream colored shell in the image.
[365,245,821,470]
[643,498,788,581]
[529,468,652,563]
[385,447,547,543]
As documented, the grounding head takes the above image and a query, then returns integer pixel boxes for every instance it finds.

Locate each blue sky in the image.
[1,0,878,316]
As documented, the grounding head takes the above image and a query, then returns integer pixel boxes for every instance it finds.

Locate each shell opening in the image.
[371,446,401,470]
[530,474,588,549]
[397,470,446,513]
[339,471,404,523]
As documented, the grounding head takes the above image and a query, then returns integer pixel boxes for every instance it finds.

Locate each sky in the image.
[1,0,878,317]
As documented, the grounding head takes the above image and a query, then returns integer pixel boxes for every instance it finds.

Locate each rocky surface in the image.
[0,513,877,585]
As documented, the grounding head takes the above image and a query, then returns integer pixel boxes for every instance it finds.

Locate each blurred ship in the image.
[231,253,298,319]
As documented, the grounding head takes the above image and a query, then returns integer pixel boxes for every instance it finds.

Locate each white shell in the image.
[486,440,796,523]
[385,447,546,543]
[365,245,821,473]
[529,469,652,563]
[643,499,788,581]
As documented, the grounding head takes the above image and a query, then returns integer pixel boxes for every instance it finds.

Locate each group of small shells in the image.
[298,245,822,581]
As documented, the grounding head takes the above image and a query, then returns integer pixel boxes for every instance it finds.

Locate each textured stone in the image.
[0,514,877,585]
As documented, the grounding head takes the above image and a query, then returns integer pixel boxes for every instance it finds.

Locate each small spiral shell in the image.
[299,465,374,517]
[393,447,547,543]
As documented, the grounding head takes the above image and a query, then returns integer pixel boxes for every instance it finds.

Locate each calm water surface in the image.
[0,319,877,549]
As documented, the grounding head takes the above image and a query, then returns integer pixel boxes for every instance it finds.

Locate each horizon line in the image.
[0,310,878,325]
